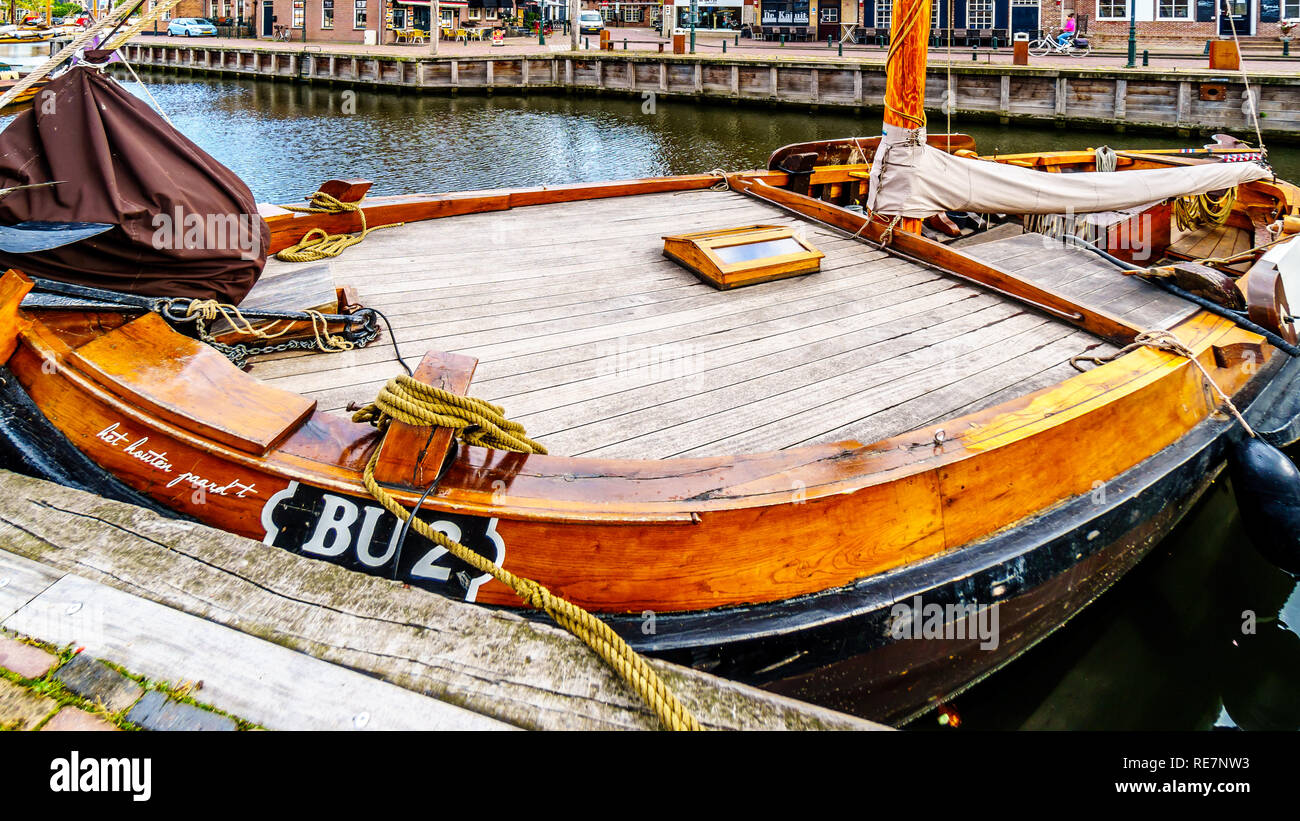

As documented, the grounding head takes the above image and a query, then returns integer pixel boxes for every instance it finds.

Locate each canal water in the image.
[3,58,1297,730]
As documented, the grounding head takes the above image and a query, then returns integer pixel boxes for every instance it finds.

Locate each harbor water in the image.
[3,58,1297,730]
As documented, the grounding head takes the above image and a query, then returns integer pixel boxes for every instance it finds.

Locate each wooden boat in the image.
[2,0,1300,725]
[0,76,47,111]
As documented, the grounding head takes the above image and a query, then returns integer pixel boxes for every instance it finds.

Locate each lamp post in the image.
[1125,0,1137,68]
[689,0,696,51]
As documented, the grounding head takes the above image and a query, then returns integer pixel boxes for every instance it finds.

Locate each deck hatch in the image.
[662,224,823,290]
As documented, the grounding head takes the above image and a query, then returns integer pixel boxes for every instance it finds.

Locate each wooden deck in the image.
[1167,223,1254,273]
[249,190,1162,459]
[961,231,1200,332]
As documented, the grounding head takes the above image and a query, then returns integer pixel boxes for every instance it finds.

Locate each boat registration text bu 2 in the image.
[260,481,505,601]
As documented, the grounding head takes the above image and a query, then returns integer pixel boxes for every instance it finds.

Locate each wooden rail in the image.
[119,42,1300,138]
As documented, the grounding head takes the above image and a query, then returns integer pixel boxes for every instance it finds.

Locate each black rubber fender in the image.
[1229,435,1300,575]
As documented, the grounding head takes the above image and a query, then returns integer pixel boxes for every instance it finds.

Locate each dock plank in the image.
[4,572,511,731]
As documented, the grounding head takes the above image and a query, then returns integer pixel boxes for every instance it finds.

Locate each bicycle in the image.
[273,24,291,41]
[1027,32,1091,57]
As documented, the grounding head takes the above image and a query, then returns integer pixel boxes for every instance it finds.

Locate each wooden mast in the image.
[880,0,933,235]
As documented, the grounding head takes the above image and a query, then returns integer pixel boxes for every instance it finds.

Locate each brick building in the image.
[1079,0,1292,48]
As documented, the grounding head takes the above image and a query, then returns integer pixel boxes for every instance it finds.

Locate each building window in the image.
[292,0,304,27]
[875,0,891,27]
[322,0,334,27]
[1285,0,1300,16]
[967,0,991,26]
[820,6,837,22]
[624,5,643,21]
[354,0,366,28]
[1157,0,1190,17]
[1097,0,1127,19]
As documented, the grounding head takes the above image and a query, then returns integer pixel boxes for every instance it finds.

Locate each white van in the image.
[578,10,604,34]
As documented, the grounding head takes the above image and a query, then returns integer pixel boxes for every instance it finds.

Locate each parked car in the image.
[167,18,218,36]
[577,10,603,34]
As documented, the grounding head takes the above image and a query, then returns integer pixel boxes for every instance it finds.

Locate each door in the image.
[817,0,841,39]
[1219,0,1252,35]
[1009,0,1037,37]
[261,0,274,36]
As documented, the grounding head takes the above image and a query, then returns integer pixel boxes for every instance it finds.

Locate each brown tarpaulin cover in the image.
[0,67,267,303]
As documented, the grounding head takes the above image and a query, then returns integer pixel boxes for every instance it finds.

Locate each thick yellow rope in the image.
[275,192,404,263]
[1173,187,1237,232]
[352,375,703,731]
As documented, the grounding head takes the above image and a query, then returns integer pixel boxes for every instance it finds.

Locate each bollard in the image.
[735,34,739,45]
[624,38,627,49]
[723,39,727,52]
[585,37,589,49]
[838,39,842,56]
[1142,49,1149,66]
[1286,40,1291,57]
[781,34,786,46]
[827,35,833,47]
[991,35,999,49]
[971,48,977,61]
[1202,40,1211,56]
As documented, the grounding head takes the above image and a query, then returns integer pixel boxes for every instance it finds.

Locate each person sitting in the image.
[1056,13,1076,47]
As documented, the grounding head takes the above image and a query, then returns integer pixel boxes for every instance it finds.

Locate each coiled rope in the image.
[352,375,703,731]
[275,192,404,263]
[1172,187,1237,232]
[1070,330,1256,437]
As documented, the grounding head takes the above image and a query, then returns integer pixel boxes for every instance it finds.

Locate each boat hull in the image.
[2,346,1297,724]
[605,352,1300,722]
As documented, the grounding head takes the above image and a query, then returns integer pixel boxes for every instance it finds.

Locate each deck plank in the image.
[254,193,1117,459]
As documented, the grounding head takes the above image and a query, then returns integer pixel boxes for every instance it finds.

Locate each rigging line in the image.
[1223,1,1267,159]
[120,55,175,128]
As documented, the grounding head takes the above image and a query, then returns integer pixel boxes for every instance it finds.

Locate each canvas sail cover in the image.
[0,67,267,303]
[867,124,1272,219]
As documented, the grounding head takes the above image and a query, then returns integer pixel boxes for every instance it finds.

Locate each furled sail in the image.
[0,67,268,303]
[867,124,1272,219]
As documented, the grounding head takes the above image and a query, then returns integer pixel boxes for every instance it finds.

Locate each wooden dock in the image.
[119,41,1300,138]
[0,469,884,730]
